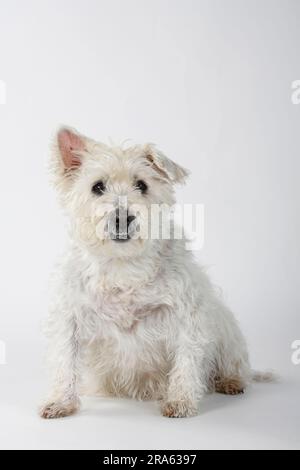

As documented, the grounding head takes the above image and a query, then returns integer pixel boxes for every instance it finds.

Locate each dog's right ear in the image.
[57,127,86,170]
[50,126,91,191]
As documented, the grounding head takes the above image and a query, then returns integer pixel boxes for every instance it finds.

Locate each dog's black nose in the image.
[115,211,136,230]
[115,210,136,241]
[127,215,136,227]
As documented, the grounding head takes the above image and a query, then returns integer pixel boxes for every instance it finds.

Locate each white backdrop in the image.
[0,0,299,450]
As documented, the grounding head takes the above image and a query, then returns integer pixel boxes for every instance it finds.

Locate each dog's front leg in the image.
[161,341,206,418]
[39,315,81,419]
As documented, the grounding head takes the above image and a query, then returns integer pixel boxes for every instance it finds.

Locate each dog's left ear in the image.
[144,144,189,184]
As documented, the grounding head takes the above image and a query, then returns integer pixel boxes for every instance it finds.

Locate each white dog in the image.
[40,127,271,419]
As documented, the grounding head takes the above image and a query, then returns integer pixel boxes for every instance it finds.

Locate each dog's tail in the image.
[251,370,278,383]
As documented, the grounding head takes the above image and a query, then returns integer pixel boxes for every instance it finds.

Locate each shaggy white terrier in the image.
[40,127,270,419]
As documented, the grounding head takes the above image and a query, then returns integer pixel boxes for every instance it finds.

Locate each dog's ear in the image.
[57,128,86,170]
[51,126,93,191]
[56,127,87,170]
[144,144,189,184]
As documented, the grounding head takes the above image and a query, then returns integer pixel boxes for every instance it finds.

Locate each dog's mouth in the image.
[113,234,131,243]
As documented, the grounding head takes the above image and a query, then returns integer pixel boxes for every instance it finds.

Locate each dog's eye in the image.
[135,180,148,194]
[92,180,105,195]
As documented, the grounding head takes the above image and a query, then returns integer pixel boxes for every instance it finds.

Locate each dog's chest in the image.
[79,278,171,336]
[96,289,149,329]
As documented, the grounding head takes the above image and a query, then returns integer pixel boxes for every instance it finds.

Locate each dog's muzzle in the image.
[108,209,136,242]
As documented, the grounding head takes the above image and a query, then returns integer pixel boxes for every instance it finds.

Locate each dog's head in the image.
[51,127,189,258]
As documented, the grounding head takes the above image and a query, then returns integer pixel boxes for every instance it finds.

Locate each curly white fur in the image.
[40,126,256,419]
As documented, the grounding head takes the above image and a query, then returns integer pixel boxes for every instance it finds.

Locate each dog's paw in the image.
[161,400,198,418]
[215,376,245,396]
[39,399,80,419]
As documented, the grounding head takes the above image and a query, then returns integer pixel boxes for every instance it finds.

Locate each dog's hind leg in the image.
[213,342,251,396]
[215,375,245,395]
